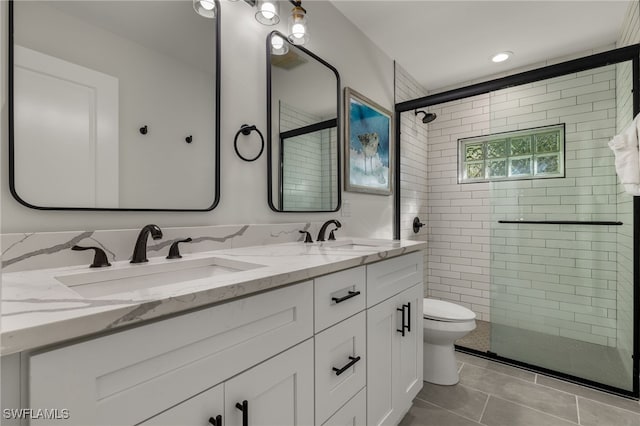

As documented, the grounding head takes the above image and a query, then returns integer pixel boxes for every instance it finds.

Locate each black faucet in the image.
[131,224,163,264]
[317,219,342,242]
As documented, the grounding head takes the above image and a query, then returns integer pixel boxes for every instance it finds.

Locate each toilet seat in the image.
[423,299,476,322]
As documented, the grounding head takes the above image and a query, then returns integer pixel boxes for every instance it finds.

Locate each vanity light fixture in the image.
[288,1,309,45]
[193,0,217,18]
[491,51,513,63]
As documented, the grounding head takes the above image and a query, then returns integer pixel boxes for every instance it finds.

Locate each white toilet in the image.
[423,298,476,385]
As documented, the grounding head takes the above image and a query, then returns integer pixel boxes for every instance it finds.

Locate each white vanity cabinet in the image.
[25,250,424,426]
[366,252,424,426]
[29,282,314,426]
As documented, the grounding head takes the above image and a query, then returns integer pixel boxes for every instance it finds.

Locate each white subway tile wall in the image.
[396,63,429,294]
[427,63,629,346]
[280,103,337,210]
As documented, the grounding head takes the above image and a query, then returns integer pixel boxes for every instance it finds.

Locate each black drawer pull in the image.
[208,415,222,426]
[406,302,411,332]
[236,400,248,426]
[397,306,406,336]
[332,356,361,376]
[332,290,361,304]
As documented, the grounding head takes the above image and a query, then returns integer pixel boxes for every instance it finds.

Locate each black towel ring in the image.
[234,124,265,162]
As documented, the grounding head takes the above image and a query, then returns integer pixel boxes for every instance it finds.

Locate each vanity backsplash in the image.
[1,222,321,273]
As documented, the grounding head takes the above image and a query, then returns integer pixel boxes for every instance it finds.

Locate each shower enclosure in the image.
[395,46,639,396]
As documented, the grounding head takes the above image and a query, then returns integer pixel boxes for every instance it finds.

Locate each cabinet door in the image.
[395,284,424,416]
[322,388,366,426]
[139,383,224,426]
[366,284,424,426]
[225,339,314,426]
[366,294,401,426]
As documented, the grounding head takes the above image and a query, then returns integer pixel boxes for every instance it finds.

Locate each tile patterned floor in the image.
[454,320,630,391]
[399,351,640,426]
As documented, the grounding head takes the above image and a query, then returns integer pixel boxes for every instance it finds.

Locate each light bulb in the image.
[292,23,305,38]
[260,2,276,19]
[193,0,216,18]
[272,35,284,50]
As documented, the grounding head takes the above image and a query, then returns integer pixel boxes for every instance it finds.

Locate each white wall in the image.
[0,1,395,238]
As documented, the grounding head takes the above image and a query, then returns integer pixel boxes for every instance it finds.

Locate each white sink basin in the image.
[318,239,401,251]
[55,257,264,298]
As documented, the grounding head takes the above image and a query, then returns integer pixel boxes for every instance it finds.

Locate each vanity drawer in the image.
[29,281,313,426]
[322,387,366,426]
[315,266,366,332]
[367,251,423,307]
[315,312,366,425]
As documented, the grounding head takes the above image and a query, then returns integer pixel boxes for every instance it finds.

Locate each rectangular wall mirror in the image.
[267,31,341,212]
[9,0,220,211]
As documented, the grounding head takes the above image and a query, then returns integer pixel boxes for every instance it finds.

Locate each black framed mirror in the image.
[8,0,221,211]
[266,30,341,212]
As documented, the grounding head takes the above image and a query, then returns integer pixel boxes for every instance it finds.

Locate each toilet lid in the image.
[423,299,476,322]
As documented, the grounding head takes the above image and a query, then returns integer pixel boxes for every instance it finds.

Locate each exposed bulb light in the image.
[256,0,280,25]
[288,3,309,45]
[193,0,216,18]
[271,34,289,55]
[491,51,513,63]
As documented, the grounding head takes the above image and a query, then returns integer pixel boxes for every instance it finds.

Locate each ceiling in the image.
[331,1,631,92]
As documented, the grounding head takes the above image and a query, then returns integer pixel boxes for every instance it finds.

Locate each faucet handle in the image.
[328,228,339,241]
[166,238,192,259]
[299,230,313,244]
[72,245,111,268]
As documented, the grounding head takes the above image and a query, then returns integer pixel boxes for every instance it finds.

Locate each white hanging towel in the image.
[608,114,640,196]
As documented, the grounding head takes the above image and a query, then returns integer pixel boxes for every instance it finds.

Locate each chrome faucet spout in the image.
[131,224,163,264]
[317,219,342,242]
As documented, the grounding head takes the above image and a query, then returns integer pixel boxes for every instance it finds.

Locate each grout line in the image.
[479,393,491,423]
[533,380,640,416]
[413,395,484,425]
[576,396,581,425]
[464,353,640,415]
[488,394,580,425]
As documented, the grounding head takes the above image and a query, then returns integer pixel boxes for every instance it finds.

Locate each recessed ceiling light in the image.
[491,51,513,63]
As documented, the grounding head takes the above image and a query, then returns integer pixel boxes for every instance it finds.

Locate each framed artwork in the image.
[344,87,393,195]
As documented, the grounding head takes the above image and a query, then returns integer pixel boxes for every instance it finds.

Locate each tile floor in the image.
[399,351,640,426]
[455,320,630,391]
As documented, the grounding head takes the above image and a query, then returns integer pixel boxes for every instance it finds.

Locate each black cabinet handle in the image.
[236,400,248,426]
[397,305,406,336]
[71,245,111,268]
[208,415,222,426]
[332,290,361,304]
[406,302,411,332]
[332,356,361,376]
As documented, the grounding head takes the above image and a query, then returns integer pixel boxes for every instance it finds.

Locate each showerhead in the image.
[415,110,437,124]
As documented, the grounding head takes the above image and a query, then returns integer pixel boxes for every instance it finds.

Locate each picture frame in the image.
[344,87,394,195]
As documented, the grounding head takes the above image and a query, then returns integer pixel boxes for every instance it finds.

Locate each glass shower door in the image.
[487,60,635,393]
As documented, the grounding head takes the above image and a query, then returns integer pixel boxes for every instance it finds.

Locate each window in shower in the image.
[458,124,565,183]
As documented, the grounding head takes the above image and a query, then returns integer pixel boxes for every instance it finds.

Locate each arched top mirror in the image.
[266,31,341,212]
[9,0,221,211]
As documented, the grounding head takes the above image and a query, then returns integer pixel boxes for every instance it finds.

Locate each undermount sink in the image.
[318,239,401,251]
[55,256,264,298]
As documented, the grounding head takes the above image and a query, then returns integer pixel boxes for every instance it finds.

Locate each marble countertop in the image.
[1,238,426,355]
